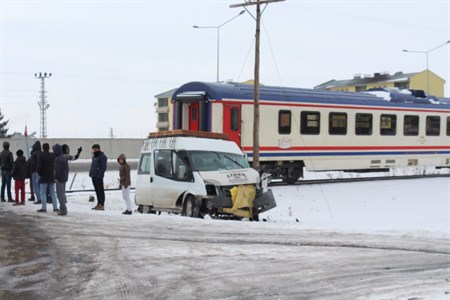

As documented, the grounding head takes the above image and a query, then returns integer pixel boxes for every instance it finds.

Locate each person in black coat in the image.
[30,141,42,204]
[36,143,58,212]
[89,144,107,210]
[53,144,69,215]
[12,149,27,205]
[26,151,35,201]
[0,141,14,202]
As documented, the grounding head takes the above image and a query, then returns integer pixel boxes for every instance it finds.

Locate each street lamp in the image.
[403,40,450,94]
[193,10,245,82]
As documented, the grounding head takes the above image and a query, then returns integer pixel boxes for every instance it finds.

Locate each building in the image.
[154,88,177,132]
[314,70,446,97]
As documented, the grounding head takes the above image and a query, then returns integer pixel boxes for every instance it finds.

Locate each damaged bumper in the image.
[205,186,277,217]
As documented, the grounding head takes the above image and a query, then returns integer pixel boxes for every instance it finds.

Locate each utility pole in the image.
[35,72,52,138]
[230,0,284,170]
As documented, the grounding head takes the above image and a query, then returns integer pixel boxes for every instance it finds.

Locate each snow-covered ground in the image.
[65,168,450,238]
[1,170,449,299]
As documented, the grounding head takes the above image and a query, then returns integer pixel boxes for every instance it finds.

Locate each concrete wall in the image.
[0,136,145,160]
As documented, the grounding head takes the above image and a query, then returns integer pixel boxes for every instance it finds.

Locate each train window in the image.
[355,113,372,135]
[447,117,450,136]
[300,111,320,135]
[426,116,440,136]
[230,107,239,132]
[329,112,347,135]
[278,110,291,134]
[380,114,397,135]
[404,115,419,136]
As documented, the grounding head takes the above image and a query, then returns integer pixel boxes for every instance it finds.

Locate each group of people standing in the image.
[0,140,82,215]
[1,141,132,215]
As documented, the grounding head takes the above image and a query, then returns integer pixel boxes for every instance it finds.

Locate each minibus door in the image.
[135,153,154,206]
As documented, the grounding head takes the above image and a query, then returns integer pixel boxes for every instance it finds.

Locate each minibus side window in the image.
[154,150,173,177]
[138,153,151,174]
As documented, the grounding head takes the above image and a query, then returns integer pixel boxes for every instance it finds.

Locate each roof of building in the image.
[155,88,177,98]
[314,71,419,90]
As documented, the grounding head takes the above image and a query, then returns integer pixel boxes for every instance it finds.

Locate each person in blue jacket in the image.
[89,144,107,211]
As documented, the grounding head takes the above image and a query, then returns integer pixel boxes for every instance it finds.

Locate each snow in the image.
[59,169,450,238]
[2,169,450,299]
[365,90,391,101]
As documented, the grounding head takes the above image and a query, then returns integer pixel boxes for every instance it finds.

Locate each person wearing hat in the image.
[12,149,27,205]
[0,141,14,202]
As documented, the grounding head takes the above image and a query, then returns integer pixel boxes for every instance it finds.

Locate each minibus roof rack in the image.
[148,130,229,140]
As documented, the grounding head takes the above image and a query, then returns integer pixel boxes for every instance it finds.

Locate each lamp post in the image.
[193,10,245,82]
[403,40,450,94]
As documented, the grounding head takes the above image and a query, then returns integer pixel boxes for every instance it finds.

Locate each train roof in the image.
[172,81,450,109]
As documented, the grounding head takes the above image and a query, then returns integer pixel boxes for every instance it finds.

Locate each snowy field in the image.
[56,169,450,236]
[64,168,450,238]
[1,169,449,299]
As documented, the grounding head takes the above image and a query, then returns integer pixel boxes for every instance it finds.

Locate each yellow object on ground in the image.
[223,185,256,218]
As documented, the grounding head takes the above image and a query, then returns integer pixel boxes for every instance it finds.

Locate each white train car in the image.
[171,82,450,183]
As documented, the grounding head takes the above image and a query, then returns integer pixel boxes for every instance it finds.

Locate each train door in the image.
[223,104,241,146]
[189,102,199,131]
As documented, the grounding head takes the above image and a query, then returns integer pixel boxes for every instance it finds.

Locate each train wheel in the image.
[286,167,301,184]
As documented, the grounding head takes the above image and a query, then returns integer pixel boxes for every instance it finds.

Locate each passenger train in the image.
[170,81,450,183]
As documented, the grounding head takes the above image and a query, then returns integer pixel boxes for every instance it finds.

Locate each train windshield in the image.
[188,151,250,171]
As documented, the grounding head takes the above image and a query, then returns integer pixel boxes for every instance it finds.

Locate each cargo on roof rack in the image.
[148,130,229,140]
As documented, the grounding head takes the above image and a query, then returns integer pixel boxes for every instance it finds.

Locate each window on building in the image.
[355,113,372,135]
[394,82,409,90]
[158,98,168,107]
[404,115,419,136]
[230,108,239,132]
[300,111,320,135]
[158,113,168,122]
[355,86,367,92]
[278,110,291,134]
[426,116,440,136]
[380,114,397,135]
[329,112,347,135]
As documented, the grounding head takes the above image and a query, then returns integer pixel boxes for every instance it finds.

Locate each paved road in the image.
[1,206,449,299]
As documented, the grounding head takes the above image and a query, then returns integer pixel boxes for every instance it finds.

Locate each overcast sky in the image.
[1,0,449,138]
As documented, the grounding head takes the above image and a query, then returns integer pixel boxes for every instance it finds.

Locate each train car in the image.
[171,81,450,183]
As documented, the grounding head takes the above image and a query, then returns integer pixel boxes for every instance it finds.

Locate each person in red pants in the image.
[12,150,27,205]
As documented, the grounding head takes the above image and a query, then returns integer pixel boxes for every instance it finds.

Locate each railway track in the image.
[64,172,450,194]
[269,172,450,186]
